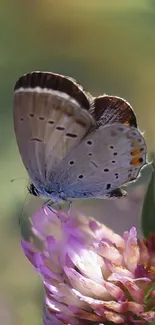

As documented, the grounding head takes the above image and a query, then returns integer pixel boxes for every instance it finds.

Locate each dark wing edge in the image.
[92,95,137,128]
[14,71,92,111]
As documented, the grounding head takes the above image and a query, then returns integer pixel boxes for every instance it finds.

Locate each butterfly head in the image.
[28,183,40,197]
[28,182,65,201]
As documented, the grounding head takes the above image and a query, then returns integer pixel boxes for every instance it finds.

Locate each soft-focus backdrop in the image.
[0,1,155,324]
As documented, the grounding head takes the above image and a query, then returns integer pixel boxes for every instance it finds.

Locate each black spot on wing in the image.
[87,140,92,145]
[69,160,75,165]
[66,133,78,138]
[30,138,42,142]
[56,126,65,131]
[106,183,111,190]
[115,173,119,179]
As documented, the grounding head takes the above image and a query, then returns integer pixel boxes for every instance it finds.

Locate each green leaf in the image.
[141,155,155,238]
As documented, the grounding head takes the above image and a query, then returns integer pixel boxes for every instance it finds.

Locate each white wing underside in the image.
[13,90,93,184]
[47,123,146,198]
[13,82,147,199]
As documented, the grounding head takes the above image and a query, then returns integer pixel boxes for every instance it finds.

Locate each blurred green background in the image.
[0,0,155,324]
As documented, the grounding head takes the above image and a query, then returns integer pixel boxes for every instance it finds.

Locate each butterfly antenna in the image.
[10,177,28,183]
[18,191,30,228]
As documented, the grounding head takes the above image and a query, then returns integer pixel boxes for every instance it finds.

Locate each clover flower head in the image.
[22,207,155,325]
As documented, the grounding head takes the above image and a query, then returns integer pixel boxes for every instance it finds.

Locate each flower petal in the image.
[123,227,140,272]
[67,237,103,282]
[64,267,111,299]
[44,281,91,310]
[21,208,155,324]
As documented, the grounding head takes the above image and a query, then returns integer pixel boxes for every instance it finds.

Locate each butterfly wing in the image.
[13,72,93,188]
[51,123,147,199]
[14,73,147,200]
[92,95,137,127]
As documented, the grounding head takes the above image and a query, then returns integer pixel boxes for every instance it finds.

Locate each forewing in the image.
[13,72,93,185]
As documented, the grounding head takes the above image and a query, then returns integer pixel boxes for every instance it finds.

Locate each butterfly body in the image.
[13,71,147,202]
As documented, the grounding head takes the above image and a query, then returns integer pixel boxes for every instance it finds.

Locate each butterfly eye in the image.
[28,184,40,196]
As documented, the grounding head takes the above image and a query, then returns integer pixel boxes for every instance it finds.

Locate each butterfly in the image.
[13,71,147,205]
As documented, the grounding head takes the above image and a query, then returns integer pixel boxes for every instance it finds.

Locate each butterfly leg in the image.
[42,199,60,215]
[61,198,72,216]
[67,200,72,215]
[56,199,72,223]
[42,198,72,220]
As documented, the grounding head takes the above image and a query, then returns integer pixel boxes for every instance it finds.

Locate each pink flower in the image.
[21,207,155,325]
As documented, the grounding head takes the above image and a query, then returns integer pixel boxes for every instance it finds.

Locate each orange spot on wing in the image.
[130,148,141,155]
[130,156,143,166]
[124,121,130,126]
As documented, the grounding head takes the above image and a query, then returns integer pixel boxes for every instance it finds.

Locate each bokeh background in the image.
[0,0,155,324]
